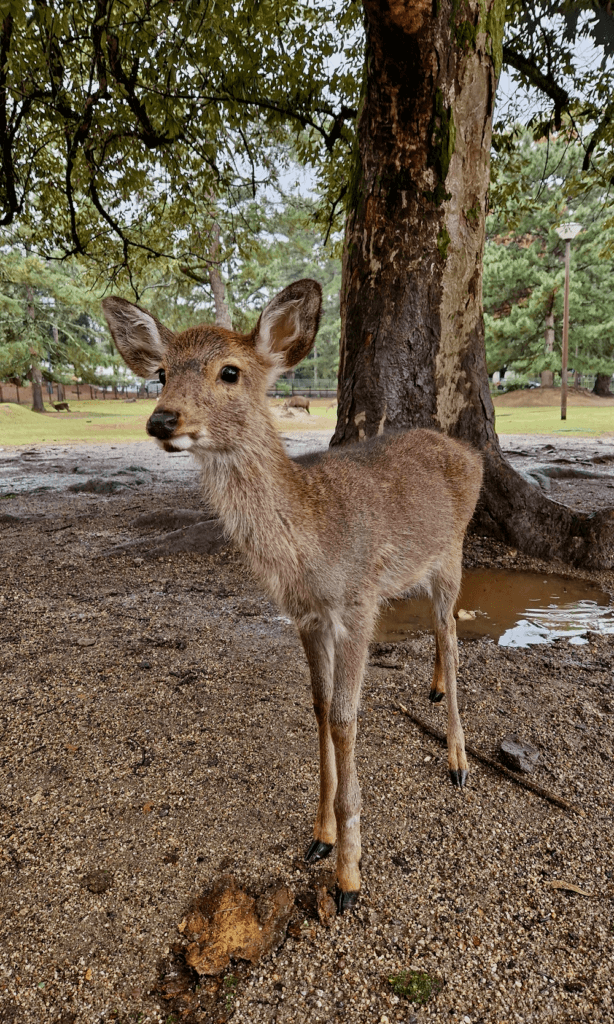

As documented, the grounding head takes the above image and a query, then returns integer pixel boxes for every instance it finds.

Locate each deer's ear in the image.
[252,279,322,373]
[101,297,173,377]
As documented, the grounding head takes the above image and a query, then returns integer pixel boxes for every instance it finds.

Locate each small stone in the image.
[83,869,114,894]
[499,735,540,774]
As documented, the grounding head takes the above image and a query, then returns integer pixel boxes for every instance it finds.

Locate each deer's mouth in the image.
[158,434,195,452]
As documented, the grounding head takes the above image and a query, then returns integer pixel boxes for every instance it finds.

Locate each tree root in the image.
[397,703,585,817]
[475,447,614,569]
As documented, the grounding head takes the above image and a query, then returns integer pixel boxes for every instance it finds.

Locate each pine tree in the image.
[484,134,614,387]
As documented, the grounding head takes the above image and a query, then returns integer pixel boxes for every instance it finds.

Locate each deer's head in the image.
[102,280,322,453]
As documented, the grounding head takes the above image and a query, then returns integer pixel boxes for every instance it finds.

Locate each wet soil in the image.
[1,432,614,1024]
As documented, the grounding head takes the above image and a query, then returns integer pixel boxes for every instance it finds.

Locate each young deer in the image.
[102,280,483,912]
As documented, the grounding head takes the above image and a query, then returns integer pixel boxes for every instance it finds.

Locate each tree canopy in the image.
[1,1,613,293]
[498,1,614,198]
[0,0,360,287]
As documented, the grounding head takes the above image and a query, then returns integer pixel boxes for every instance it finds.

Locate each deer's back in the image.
[297,430,481,523]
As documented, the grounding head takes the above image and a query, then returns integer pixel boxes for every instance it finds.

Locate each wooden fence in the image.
[0,382,147,404]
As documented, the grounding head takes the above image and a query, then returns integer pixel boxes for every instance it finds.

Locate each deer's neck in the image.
[197,412,312,599]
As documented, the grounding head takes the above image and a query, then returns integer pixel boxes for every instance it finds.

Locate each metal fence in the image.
[268,379,337,398]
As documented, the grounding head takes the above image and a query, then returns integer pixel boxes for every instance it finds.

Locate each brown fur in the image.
[102,280,483,904]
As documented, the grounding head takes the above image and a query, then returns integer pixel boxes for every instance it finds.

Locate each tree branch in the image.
[502,43,570,128]
[106,31,178,148]
[0,13,19,224]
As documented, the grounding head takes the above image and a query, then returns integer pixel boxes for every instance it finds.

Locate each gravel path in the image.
[1,432,613,1024]
[0,432,335,498]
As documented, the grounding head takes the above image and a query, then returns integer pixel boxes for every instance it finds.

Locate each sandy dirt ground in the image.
[1,430,614,1024]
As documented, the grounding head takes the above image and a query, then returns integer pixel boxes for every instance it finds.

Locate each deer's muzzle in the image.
[147,410,179,440]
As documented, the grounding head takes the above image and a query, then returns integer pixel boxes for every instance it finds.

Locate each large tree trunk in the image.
[29,355,45,413]
[26,284,45,413]
[593,373,613,398]
[209,221,233,330]
[334,0,614,569]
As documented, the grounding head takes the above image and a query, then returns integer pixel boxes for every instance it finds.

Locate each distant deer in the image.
[102,281,483,912]
[284,395,310,413]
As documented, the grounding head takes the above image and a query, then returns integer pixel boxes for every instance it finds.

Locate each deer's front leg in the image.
[300,625,337,863]
[329,624,370,913]
[435,610,467,788]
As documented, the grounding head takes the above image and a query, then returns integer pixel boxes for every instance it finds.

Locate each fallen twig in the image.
[397,703,585,817]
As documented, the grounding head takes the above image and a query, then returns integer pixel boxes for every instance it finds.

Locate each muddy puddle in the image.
[376,568,614,647]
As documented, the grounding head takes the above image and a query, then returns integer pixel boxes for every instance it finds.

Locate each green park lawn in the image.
[0,399,156,446]
[494,404,614,436]
[0,396,612,446]
[0,397,338,446]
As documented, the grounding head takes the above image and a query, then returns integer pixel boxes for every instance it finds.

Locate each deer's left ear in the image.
[252,279,322,372]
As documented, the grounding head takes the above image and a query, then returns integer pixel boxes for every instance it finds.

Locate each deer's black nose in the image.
[147,410,178,440]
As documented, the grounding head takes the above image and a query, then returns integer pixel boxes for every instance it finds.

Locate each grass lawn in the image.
[0,398,339,447]
[494,404,614,436]
[1,396,611,446]
[0,400,155,446]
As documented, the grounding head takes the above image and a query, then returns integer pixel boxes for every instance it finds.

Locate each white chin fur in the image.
[163,434,194,451]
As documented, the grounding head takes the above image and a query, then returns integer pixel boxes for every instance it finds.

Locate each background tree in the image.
[483,134,614,387]
[227,199,341,382]
[0,252,110,408]
[129,196,342,383]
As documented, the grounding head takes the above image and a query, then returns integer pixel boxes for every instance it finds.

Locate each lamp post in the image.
[554,221,582,420]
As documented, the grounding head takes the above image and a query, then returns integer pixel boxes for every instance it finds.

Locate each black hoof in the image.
[449,768,468,789]
[429,689,445,704]
[335,887,360,914]
[305,839,334,864]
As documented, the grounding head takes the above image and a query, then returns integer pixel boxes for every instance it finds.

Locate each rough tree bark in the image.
[333,0,614,568]
[208,221,233,330]
[593,373,613,398]
[29,355,45,413]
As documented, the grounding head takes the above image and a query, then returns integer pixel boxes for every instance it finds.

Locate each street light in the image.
[554,221,582,420]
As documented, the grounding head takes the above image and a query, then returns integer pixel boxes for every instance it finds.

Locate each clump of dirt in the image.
[181,875,294,975]
[156,875,329,1021]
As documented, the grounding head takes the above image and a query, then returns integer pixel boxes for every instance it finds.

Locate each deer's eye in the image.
[158,368,166,386]
[220,365,240,384]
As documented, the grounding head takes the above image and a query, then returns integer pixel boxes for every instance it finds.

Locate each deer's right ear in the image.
[101,297,172,377]
[252,279,322,375]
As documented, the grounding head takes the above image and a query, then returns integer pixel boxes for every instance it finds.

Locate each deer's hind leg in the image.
[300,623,337,864]
[430,563,467,789]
